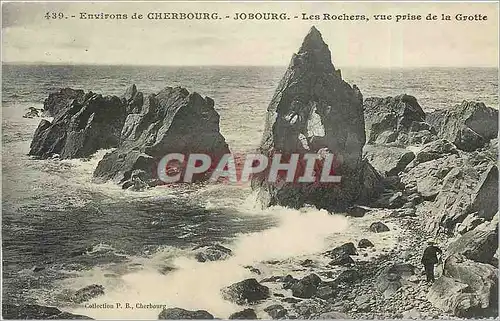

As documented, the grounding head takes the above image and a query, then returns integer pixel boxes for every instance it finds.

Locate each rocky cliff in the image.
[93,86,230,186]
[29,91,127,159]
[251,26,367,211]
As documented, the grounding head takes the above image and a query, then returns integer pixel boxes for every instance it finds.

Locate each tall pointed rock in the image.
[252,26,367,211]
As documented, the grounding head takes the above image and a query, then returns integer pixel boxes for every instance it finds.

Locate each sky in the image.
[2,1,499,67]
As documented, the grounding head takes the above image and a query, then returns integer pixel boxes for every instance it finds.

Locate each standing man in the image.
[421,240,443,283]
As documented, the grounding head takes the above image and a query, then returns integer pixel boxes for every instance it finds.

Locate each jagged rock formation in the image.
[29,91,127,159]
[251,26,367,211]
[158,307,214,319]
[42,88,86,117]
[363,145,415,177]
[426,101,498,151]
[93,86,229,185]
[2,304,92,319]
[363,94,437,145]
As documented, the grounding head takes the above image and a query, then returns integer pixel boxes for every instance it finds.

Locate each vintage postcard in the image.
[1,1,499,320]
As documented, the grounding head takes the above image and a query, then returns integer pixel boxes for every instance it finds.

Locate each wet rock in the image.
[325,242,357,258]
[363,145,415,177]
[328,253,354,266]
[244,266,262,275]
[345,205,370,217]
[260,275,283,283]
[300,259,314,267]
[283,297,301,304]
[427,101,498,151]
[283,274,299,289]
[121,169,150,191]
[264,304,288,319]
[363,94,436,145]
[356,160,385,205]
[30,92,127,159]
[94,86,230,185]
[23,107,42,118]
[228,309,257,319]
[70,284,105,303]
[193,244,232,262]
[158,307,214,319]
[42,88,86,117]
[358,239,374,248]
[221,278,270,305]
[369,222,390,233]
[251,26,367,211]
[291,273,322,298]
[448,215,498,264]
[2,304,92,319]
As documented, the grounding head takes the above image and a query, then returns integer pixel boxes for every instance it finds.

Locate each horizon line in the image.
[2,62,499,69]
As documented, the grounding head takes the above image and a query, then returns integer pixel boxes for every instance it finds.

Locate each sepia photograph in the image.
[1,1,499,320]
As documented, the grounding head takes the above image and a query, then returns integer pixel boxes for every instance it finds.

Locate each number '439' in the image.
[45,12,65,19]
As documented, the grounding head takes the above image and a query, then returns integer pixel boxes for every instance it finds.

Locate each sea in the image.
[1,65,498,319]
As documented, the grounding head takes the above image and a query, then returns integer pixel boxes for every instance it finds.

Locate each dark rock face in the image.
[291,274,322,298]
[228,309,257,319]
[192,244,232,262]
[448,215,498,265]
[2,304,92,319]
[158,307,214,319]
[363,145,415,177]
[363,94,436,145]
[221,278,270,305]
[71,284,105,303]
[427,101,498,151]
[251,26,366,211]
[42,88,86,117]
[94,86,230,185]
[23,107,43,118]
[328,253,354,266]
[369,222,390,233]
[358,239,374,248]
[29,91,127,159]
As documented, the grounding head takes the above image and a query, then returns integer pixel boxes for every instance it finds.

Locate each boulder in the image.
[192,244,232,262]
[426,101,498,151]
[358,239,374,248]
[291,273,322,298]
[251,26,367,211]
[2,304,92,319]
[456,214,485,235]
[94,86,230,185]
[221,278,270,305]
[448,216,498,265]
[228,309,257,319]
[371,191,405,209]
[328,253,354,266]
[158,308,214,319]
[29,91,127,159]
[427,276,482,317]
[334,269,361,285]
[23,107,42,118]
[413,139,459,165]
[363,145,415,176]
[430,164,498,234]
[70,284,105,303]
[264,304,288,319]
[356,159,384,205]
[369,222,390,233]
[325,242,357,259]
[363,94,436,145]
[42,88,86,117]
[375,263,415,298]
[428,254,498,317]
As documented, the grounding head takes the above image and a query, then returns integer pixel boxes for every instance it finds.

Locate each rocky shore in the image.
[16,26,499,320]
